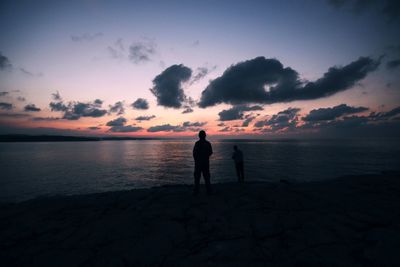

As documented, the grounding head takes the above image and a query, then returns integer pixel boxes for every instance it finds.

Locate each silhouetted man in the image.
[232,145,244,183]
[193,130,213,195]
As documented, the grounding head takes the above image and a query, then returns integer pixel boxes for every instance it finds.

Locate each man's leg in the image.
[239,162,244,182]
[235,163,241,182]
[203,166,212,195]
[193,165,201,195]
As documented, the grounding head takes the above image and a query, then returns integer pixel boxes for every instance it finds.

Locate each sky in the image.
[0,0,400,138]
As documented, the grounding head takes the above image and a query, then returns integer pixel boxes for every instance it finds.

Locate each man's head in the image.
[233,145,238,151]
[198,130,206,139]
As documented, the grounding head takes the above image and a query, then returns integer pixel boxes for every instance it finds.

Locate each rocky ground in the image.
[1,173,400,266]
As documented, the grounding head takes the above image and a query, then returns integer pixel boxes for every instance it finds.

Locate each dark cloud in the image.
[32,117,61,121]
[150,64,192,108]
[300,115,370,132]
[297,106,400,137]
[105,116,142,132]
[147,121,204,132]
[106,117,127,127]
[109,125,143,132]
[24,104,41,112]
[182,106,194,114]
[88,126,101,130]
[135,115,156,121]
[303,104,368,121]
[242,115,257,127]
[49,101,68,112]
[254,121,266,128]
[132,98,149,110]
[217,122,225,127]
[52,91,62,101]
[0,92,9,97]
[147,124,182,132]
[109,101,125,115]
[49,91,68,112]
[0,102,13,110]
[381,107,400,118]
[386,59,400,69]
[182,121,207,127]
[369,106,400,119]
[199,57,379,108]
[190,65,217,84]
[62,112,80,121]
[254,108,300,131]
[129,41,156,64]
[71,32,103,42]
[382,0,400,20]
[328,0,400,20]
[322,115,369,128]
[218,105,263,121]
[94,99,103,105]
[219,126,232,132]
[328,0,375,12]
[0,52,12,70]
[62,101,107,120]
[182,97,196,113]
[247,105,400,137]
[48,92,106,120]
[0,112,29,118]
[17,96,26,102]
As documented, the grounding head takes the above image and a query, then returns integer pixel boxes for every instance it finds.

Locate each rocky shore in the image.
[1,173,400,266]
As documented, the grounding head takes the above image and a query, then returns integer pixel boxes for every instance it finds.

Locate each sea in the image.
[1,139,399,202]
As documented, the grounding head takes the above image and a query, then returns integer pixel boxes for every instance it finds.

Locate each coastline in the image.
[1,173,400,266]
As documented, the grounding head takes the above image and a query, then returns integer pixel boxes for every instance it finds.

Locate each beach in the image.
[1,172,399,266]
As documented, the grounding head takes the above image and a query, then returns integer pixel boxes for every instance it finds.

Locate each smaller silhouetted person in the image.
[232,145,244,183]
[193,130,213,195]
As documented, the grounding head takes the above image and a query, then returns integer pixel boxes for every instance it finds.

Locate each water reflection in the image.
[0,139,399,202]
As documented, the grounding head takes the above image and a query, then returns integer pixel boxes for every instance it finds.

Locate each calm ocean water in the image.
[1,139,399,202]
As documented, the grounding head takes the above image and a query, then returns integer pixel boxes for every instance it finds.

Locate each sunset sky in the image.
[1,0,399,138]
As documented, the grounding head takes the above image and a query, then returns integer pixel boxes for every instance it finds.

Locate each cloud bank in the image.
[24,104,41,112]
[147,121,207,132]
[109,101,125,115]
[303,104,368,121]
[0,102,13,110]
[106,117,143,132]
[218,105,263,121]
[0,52,12,70]
[135,115,156,121]
[49,93,107,120]
[199,57,379,107]
[255,108,300,131]
[132,98,149,110]
[150,64,192,108]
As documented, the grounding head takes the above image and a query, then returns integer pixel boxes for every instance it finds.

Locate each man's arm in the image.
[208,142,213,157]
[193,142,198,159]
